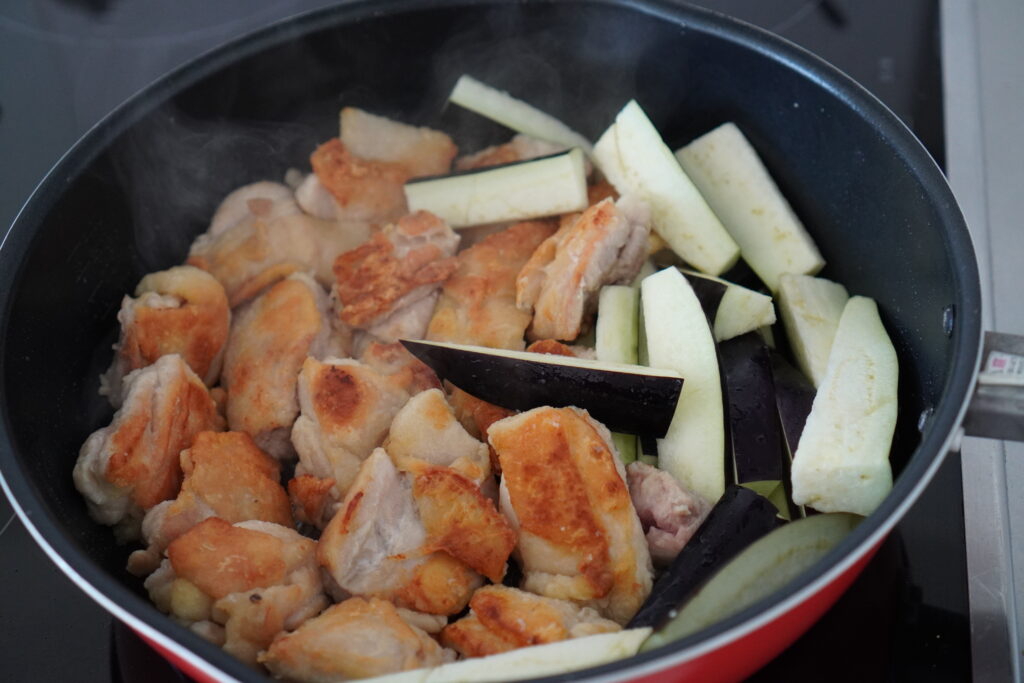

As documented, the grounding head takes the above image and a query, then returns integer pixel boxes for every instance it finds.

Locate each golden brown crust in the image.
[446,386,515,475]
[167,518,288,599]
[392,551,480,615]
[412,466,515,583]
[427,220,556,350]
[107,359,222,510]
[119,267,230,384]
[311,138,409,222]
[287,474,336,527]
[359,341,441,396]
[333,212,458,328]
[441,614,517,658]
[471,586,571,646]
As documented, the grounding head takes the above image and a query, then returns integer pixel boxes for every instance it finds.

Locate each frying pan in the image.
[0,0,993,680]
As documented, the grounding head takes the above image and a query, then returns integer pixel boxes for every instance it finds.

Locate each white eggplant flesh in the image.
[791,296,898,516]
[404,149,588,228]
[682,269,776,341]
[370,628,652,683]
[675,122,825,291]
[593,101,739,275]
[448,74,594,154]
[597,285,641,463]
[641,267,725,501]
[777,273,850,387]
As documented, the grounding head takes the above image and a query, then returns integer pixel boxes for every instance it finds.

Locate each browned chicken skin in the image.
[101,266,230,407]
[127,431,291,576]
[516,196,651,341]
[260,597,453,681]
[221,273,337,459]
[317,449,482,616]
[289,357,411,527]
[332,210,459,344]
[426,220,557,350]
[73,354,223,540]
[311,138,410,224]
[146,518,327,667]
[488,407,653,624]
[442,585,621,658]
[340,107,458,178]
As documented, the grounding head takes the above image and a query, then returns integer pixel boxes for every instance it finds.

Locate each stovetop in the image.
[0,1,981,681]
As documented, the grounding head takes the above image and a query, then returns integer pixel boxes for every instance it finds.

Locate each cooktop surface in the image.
[0,1,968,681]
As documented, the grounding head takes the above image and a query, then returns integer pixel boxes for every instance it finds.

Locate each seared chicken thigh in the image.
[340,107,458,178]
[260,597,453,681]
[221,273,338,459]
[317,449,482,615]
[488,407,653,624]
[289,357,411,527]
[442,585,621,658]
[516,196,651,341]
[101,266,230,407]
[455,134,565,172]
[358,341,442,396]
[74,354,222,540]
[426,220,557,350]
[188,182,370,307]
[309,139,410,224]
[626,461,710,567]
[127,431,291,576]
[145,518,327,666]
[333,211,459,344]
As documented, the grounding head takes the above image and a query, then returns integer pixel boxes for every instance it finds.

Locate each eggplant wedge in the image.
[627,485,781,630]
[401,339,683,437]
[770,350,816,456]
[720,333,786,508]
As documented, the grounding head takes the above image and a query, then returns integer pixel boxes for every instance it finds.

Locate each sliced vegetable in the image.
[596,285,641,463]
[448,74,594,154]
[401,339,683,438]
[777,273,849,387]
[770,351,816,456]
[641,267,725,501]
[675,122,824,291]
[791,296,898,515]
[641,513,859,650]
[628,485,780,630]
[404,149,588,228]
[375,628,652,682]
[720,333,786,509]
[593,101,740,275]
[682,269,776,342]
[681,271,727,326]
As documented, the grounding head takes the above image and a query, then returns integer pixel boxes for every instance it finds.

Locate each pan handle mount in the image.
[962,332,1024,441]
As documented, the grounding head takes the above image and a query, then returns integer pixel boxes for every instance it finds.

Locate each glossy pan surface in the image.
[0,0,980,680]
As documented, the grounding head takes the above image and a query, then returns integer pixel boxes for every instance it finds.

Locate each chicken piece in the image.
[384,388,490,485]
[333,211,459,343]
[146,518,327,666]
[489,407,653,624]
[207,181,296,237]
[260,597,453,681]
[358,341,441,396]
[341,107,458,178]
[100,266,230,408]
[626,461,711,567]
[73,355,222,540]
[318,449,482,615]
[126,431,292,576]
[412,465,515,583]
[525,339,595,359]
[189,188,372,308]
[587,180,618,206]
[455,134,565,172]
[446,386,515,475]
[221,273,336,459]
[442,585,621,658]
[516,196,651,341]
[310,138,410,224]
[426,220,557,350]
[289,357,411,527]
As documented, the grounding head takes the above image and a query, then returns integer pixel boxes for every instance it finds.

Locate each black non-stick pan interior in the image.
[0,1,979,681]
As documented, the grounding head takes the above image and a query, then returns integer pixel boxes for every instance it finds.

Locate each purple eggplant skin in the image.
[721,332,786,484]
[400,340,683,438]
[682,271,728,326]
[770,350,817,454]
[627,485,782,630]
